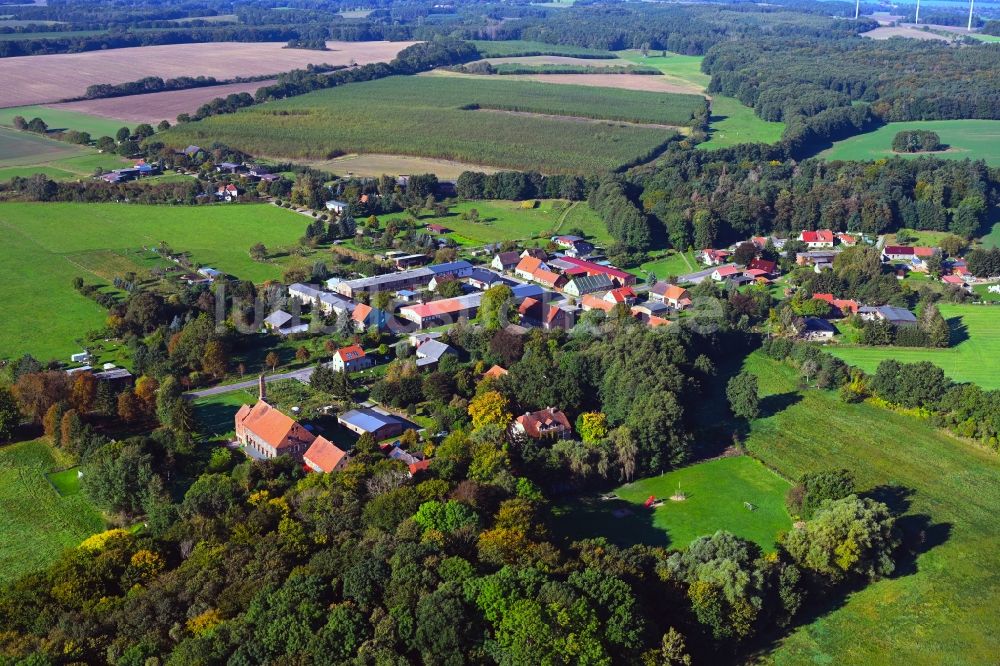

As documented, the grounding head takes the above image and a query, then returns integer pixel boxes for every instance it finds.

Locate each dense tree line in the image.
[635,149,997,248]
[703,37,1000,155]
[456,170,593,201]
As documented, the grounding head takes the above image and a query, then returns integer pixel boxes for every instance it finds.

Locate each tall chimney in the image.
[258,374,266,402]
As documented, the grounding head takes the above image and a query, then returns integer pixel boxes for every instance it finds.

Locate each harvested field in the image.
[863,26,949,41]
[295,153,501,179]
[0,40,417,107]
[47,79,278,124]
[478,55,634,67]
[457,71,701,94]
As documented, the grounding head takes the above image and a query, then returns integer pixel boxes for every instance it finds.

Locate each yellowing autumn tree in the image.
[467,390,512,431]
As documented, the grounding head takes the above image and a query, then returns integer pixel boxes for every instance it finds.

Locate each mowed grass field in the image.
[741,352,1000,664]
[0,439,105,585]
[0,126,128,181]
[161,75,701,173]
[819,119,1000,166]
[0,105,130,139]
[0,202,311,360]
[382,199,611,246]
[827,304,1000,388]
[629,249,697,280]
[553,456,793,551]
[617,51,785,149]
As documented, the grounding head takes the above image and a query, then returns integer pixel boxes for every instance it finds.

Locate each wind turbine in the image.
[854,0,859,20]
[968,0,975,31]
[915,0,921,24]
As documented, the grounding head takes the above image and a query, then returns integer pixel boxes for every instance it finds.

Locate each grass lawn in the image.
[818,119,1000,166]
[0,105,131,139]
[827,304,1000,389]
[194,389,254,439]
[886,228,955,246]
[0,125,128,181]
[739,352,1000,664]
[553,456,792,551]
[979,219,1000,248]
[629,249,696,279]
[47,467,83,496]
[0,202,312,361]
[382,199,612,246]
[0,438,105,585]
[617,50,785,149]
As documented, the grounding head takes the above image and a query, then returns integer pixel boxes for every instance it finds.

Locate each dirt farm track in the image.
[0,40,417,108]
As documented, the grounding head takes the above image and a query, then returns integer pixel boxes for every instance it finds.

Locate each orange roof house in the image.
[484,365,508,380]
[513,407,572,440]
[235,375,316,460]
[580,294,615,312]
[303,435,348,473]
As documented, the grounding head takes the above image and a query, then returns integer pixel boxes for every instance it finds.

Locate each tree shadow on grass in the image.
[947,316,968,346]
[551,496,670,549]
[861,483,952,578]
[759,391,801,418]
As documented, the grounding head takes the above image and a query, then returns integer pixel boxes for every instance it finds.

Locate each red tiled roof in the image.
[484,365,508,379]
[653,283,688,300]
[713,265,741,277]
[942,275,964,284]
[913,246,937,258]
[516,408,571,438]
[748,258,777,274]
[518,296,541,317]
[515,256,543,274]
[557,257,633,283]
[303,436,348,473]
[801,229,834,243]
[236,401,314,451]
[884,245,915,255]
[647,315,672,327]
[408,459,432,475]
[402,296,473,319]
[351,303,372,323]
[581,294,614,312]
[336,344,366,362]
[605,286,635,303]
[533,269,564,287]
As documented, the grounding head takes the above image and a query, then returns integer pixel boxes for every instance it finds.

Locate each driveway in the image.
[185,366,315,398]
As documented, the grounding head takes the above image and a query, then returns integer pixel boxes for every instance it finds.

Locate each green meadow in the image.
[0,202,311,361]
[828,304,1000,389]
[740,352,1000,664]
[0,105,131,139]
[382,199,612,246]
[0,126,128,181]
[0,439,105,585]
[629,249,697,280]
[617,50,785,148]
[554,456,793,551]
[818,119,1000,166]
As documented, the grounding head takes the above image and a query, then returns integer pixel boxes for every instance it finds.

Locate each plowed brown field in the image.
[0,40,417,107]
